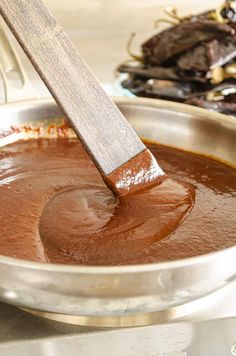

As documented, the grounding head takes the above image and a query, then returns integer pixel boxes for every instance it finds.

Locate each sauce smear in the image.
[0,138,235,265]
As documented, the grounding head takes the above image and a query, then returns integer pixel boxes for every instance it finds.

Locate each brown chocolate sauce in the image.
[104,148,164,195]
[0,138,235,265]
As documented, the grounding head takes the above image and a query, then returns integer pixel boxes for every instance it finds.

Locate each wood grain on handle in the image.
[0,0,145,174]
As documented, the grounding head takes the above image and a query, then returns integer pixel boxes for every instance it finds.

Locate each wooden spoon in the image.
[0,0,164,195]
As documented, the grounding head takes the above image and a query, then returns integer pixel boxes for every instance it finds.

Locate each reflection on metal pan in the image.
[0,97,235,326]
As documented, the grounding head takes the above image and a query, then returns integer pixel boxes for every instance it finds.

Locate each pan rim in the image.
[0,244,235,274]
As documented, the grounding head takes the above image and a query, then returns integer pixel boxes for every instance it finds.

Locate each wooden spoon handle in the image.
[0,0,145,175]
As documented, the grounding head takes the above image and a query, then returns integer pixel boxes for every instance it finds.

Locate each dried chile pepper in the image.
[118,0,236,116]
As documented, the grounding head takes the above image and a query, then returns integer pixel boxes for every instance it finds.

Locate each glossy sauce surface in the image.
[0,138,235,265]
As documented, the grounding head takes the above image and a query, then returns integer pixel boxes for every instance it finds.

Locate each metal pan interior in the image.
[0,97,235,324]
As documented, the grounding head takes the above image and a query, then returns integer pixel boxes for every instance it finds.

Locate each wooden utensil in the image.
[0,0,164,195]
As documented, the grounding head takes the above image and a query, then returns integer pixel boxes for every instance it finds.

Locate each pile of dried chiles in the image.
[118,0,236,116]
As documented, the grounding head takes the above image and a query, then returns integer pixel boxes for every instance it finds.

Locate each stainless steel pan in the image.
[0,20,235,327]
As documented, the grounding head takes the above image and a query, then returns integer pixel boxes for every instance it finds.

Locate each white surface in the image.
[0,317,235,356]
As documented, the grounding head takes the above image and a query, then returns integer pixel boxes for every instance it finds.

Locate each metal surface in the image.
[0,97,235,327]
[0,18,38,103]
[0,281,236,355]
[20,279,236,327]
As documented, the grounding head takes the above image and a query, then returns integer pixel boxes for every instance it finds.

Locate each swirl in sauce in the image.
[0,138,235,265]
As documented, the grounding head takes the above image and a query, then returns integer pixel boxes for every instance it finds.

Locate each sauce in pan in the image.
[0,138,235,265]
